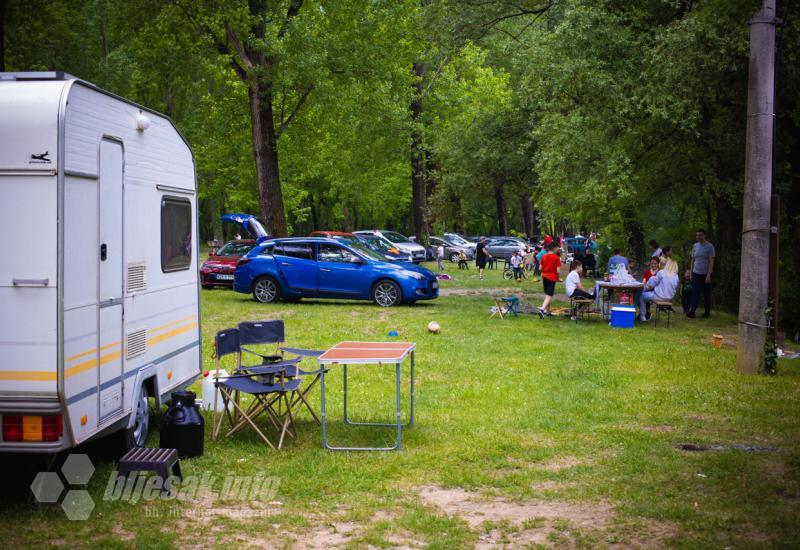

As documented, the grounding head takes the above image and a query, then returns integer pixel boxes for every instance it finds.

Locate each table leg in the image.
[343,363,349,424]
[396,361,402,451]
[320,365,329,450]
[409,351,415,427]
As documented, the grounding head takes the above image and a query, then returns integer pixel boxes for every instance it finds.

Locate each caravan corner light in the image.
[136,112,151,132]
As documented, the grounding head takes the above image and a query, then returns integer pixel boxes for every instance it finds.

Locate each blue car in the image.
[233,237,439,307]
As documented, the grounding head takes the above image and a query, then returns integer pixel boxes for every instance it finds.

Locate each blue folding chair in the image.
[211,328,301,449]
[237,321,326,424]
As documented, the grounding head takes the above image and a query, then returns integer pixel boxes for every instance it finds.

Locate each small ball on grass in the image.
[427,321,441,334]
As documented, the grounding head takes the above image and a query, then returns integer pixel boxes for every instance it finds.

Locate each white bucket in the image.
[201,369,232,412]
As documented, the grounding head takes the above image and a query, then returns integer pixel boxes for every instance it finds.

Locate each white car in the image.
[354,230,427,263]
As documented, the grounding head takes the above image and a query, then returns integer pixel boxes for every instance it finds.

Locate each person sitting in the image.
[458,249,469,269]
[641,257,660,317]
[565,260,594,319]
[607,248,629,274]
[639,259,679,321]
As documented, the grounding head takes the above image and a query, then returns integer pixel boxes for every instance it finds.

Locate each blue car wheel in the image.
[372,279,402,307]
[252,276,281,304]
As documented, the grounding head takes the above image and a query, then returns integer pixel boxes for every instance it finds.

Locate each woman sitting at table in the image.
[639,258,679,321]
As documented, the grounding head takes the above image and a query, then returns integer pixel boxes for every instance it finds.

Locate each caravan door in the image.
[98,138,124,420]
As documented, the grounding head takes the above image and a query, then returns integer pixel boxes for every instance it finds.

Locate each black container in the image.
[160,390,204,458]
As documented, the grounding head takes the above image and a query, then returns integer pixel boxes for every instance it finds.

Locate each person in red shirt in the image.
[538,242,562,318]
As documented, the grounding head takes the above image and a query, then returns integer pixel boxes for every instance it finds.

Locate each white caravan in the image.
[0,72,201,453]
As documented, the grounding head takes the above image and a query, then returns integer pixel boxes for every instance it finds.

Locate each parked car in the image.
[234,237,438,306]
[444,233,477,251]
[310,231,413,262]
[201,239,256,289]
[353,230,427,263]
[485,237,527,260]
[430,236,475,263]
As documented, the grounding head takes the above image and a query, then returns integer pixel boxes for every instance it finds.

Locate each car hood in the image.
[395,242,426,253]
[381,260,436,279]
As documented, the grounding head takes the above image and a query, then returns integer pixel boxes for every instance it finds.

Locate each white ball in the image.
[427,321,441,334]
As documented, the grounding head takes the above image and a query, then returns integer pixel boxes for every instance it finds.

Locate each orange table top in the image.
[318,341,416,364]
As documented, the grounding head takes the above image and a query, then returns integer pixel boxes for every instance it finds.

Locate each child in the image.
[565,259,594,320]
[458,249,469,269]
[538,242,562,318]
[681,269,693,313]
[436,243,445,272]
[510,250,524,281]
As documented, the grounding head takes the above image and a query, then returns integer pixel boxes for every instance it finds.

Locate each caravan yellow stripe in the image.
[4,315,198,382]
[147,322,198,347]
[0,370,57,381]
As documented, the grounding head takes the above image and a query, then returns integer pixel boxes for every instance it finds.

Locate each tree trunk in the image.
[621,208,645,262]
[0,0,7,72]
[737,0,776,374]
[495,182,508,235]
[248,81,288,237]
[714,199,741,312]
[410,61,428,243]
[520,193,535,238]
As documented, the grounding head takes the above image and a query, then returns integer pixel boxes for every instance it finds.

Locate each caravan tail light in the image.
[2,415,62,442]
[2,416,22,441]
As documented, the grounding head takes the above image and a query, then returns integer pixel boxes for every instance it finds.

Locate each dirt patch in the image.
[112,525,135,542]
[416,485,613,529]
[639,425,674,432]
[417,485,614,547]
[536,455,583,472]
[377,310,393,322]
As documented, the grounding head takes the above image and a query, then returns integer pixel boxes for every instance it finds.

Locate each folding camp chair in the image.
[211,328,301,449]
[238,321,326,424]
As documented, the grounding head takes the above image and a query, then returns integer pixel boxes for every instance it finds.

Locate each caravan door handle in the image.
[100,243,108,261]
[12,278,49,287]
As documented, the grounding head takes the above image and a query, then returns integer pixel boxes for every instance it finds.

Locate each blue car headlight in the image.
[399,269,426,281]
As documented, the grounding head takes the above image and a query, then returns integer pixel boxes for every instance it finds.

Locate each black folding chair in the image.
[211,328,300,449]
[238,321,327,425]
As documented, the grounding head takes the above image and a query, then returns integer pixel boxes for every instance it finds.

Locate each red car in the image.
[200,240,256,289]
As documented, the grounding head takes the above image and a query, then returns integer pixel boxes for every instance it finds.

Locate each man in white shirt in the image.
[435,244,445,272]
[639,259,679,321]
[648,239,662,258]
[566,260,594,320]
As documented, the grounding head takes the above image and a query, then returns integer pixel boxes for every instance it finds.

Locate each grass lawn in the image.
[2,262,799,548]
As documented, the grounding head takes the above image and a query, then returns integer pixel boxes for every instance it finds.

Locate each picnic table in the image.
[595,280,644,319]
[317,341,416,451]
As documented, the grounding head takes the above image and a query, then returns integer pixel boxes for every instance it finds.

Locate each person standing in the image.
[435,243,445,272]
[648,240,663,258]
[687,229,715,318]
[510,250,524,281]
[537,242,562,318]
[475,236,492,280]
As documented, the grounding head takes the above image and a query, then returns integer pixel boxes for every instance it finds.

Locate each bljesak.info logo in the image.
[31,453,280,520]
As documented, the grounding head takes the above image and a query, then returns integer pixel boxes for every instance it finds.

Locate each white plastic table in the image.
[317,341,416,451]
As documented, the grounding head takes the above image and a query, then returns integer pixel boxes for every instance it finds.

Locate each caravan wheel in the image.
[122,385,150,450]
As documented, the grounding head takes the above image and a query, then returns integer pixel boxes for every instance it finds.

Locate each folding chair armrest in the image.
[281,347,325,357]
[238,361,298,376]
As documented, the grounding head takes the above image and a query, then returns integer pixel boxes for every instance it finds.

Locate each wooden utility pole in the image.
[737,0,777,374]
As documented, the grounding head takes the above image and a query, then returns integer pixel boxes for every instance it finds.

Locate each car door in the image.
[274,242,318,293]
[317,243,369,296]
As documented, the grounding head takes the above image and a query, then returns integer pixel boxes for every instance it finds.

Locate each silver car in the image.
[430,236,474,263]
[354,230,427,263]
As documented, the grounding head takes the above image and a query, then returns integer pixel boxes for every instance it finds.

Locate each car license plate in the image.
[432,281,439,289]
[216,274,234,281]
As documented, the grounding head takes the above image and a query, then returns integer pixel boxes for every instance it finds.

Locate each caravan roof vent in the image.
[126,262,147,293]
[126,329,147,360]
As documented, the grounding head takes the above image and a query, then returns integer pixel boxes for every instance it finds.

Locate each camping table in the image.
[317,341,415,451]
[595,281,644,319]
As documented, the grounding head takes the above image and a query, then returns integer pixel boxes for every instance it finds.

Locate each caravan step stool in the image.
[118,447,182,493]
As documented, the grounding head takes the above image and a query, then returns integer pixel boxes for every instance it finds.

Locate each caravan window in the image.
[161,197,192,272]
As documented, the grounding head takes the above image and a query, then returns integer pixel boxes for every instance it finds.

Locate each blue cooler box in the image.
[610,306,636,328]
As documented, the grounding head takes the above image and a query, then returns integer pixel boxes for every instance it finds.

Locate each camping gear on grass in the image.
[712,334,724,349]
[160,391,204,458]
[610,306,636,329]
